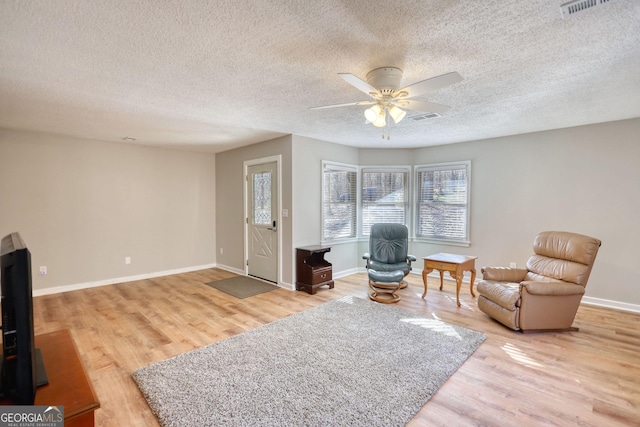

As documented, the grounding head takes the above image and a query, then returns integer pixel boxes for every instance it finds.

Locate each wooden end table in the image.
[35,329,100,426]
[295,245,334,294]
[422,253,478,307]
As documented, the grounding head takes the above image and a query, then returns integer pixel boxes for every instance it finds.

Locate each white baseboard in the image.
[334,267,361,279]
[581,296,640,313]
[280,281,295,291]
[33,263,217,297]
[215,263,245,276]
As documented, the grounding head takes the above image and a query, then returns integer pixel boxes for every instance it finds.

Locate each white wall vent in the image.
[410,112,441,121]
[560,0,613,19]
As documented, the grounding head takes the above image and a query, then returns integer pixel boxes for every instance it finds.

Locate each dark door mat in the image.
[205,276,279,299]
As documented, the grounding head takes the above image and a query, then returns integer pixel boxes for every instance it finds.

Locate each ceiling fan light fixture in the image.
[388,106,407,124]
[312,67,463,134]
[364,105,383,122]
[372,111,386,128]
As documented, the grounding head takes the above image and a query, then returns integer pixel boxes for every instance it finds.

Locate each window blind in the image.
[361,168,409,236]
[322,163,357,240]
[415,162,470,243]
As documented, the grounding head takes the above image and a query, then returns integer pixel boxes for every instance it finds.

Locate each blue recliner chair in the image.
[363,223,416,303]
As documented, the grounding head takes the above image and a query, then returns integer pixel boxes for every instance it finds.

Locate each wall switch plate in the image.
[220,248,223,255]
[509,262,517,268]
[39,266,47,275]
[125,257,131,265]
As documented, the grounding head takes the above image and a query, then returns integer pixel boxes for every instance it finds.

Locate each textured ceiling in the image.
[1,0,639,153]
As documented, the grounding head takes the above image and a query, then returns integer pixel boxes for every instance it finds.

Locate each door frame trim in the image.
[243,155,282,285]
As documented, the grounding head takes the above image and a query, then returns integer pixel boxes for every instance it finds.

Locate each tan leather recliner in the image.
[477,231,601,332]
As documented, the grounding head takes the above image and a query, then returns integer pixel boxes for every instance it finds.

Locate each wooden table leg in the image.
[421,268,433,299]
[449,269,463,307]
[438,270,444,290]
[469,268,476,297]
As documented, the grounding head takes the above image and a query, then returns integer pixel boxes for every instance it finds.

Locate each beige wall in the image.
[0,129,216,292]
[4,117,638,309]
[215,135,293,284]
[409,118,640,306]
[215,134,359,288]
[291,135,360,276]
[286,118,640,308]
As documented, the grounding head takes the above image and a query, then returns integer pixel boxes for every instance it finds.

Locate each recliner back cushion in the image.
[525,255,590,286]
[370,223,409,264]
[533,231,601,265]
[527,231,601,287]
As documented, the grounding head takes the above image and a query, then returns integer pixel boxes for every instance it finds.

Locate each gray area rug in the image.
[133,296,486,427]
[205,275,279,298]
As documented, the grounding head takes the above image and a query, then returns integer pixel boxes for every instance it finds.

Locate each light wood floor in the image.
[32,269,640,426]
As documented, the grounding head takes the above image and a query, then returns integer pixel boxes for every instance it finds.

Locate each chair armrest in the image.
[521,281,585,296]
[481,267,527,282]
[407,255,416,262]
[362,252,371,260]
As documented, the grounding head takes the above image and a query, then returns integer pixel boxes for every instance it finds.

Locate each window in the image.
[415,161,470,244]
[252,171,272,225]
[322,162,357,240]
[361,167,410,236]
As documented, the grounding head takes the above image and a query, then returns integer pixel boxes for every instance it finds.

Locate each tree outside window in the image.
[322,163,357,240]
[361,168,409,236]
[415,162,470,244]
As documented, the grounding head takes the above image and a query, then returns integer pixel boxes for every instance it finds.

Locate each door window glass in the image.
[253,172,272,225]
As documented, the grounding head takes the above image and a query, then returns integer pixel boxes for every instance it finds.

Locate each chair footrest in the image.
[368,269,405,283]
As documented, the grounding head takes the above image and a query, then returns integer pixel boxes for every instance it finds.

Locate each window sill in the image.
[320,237,360,246]
[412,238,471,248]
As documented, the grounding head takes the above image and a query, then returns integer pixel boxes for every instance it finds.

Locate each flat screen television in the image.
[0,232,42,404]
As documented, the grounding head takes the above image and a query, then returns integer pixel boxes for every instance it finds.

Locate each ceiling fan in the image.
[310,67,463,128]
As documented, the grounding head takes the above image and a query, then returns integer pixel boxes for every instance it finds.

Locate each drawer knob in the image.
[321,274,326,279]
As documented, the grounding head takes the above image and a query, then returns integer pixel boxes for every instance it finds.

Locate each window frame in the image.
[321,161,359,242]
[414,161,471,246]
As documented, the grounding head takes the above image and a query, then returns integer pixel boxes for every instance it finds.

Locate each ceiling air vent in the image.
[560,0,613,19]
[410,113,441,121]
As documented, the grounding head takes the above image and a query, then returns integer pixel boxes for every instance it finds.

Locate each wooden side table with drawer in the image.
[295,245,334,294]
[422,253,477,307]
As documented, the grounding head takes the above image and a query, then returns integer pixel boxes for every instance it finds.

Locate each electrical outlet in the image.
[509,262,517,268]
[39,266,47,276]
[125,257,131,265]
[220,248,224,255]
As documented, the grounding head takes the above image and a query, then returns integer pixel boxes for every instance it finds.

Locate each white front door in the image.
[247,161,278,283]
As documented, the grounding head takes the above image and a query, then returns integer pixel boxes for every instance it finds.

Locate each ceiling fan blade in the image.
[394,99,451,114]
[309,100,375,110]
[338,73,379,97]
[396,72,463,99]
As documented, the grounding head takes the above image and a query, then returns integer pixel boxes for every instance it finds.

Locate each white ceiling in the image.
[1,0,639,153]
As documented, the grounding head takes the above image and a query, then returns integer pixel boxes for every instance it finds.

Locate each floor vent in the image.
[410,112,441,121]
[560,0,613,19]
